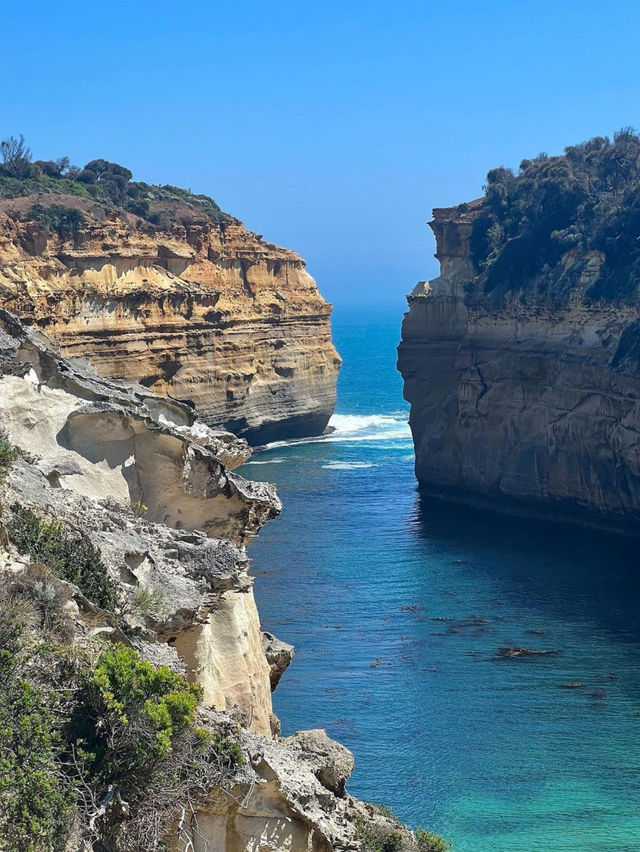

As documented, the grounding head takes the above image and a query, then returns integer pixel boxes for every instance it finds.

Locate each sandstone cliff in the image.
[0,311,422,851]
[398,178,640,533]
[0,193,340,444]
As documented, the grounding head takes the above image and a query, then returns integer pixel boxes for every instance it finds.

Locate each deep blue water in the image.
[243,305,640,851]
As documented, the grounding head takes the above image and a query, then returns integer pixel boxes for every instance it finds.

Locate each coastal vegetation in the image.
[6,503,119,610]
[0,132,229,226]
[415,828,452,851]
[0,517,243,851]
[25,203,86,240]
[0,434,15,475]
[469,128,640,302]
[356,808,451,852]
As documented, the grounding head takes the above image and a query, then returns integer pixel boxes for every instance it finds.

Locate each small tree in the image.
[1,133,33,178]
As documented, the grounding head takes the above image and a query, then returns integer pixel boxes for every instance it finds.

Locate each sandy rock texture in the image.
[0,309,279,735]
[0,197,341,443]
[171,720,416,852]
[262,630,295,691]
[397,204,640,533]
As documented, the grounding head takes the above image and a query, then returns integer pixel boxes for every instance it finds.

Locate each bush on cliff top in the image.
[0,131,229,226]
[26,203,86,240]
[470,128,640,303]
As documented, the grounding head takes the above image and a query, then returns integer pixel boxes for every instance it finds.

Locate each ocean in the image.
[242,304,640,852]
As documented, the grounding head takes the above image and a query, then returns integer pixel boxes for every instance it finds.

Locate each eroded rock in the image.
[262,630,295,691]
[397,204,640,534]
[0,203,341,444]
[0,310,279,735]
[283,729,355,797]
[0,309,419,851]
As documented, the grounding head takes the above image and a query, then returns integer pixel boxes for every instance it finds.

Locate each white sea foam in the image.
[264,412,411,449]
[243,457,286,465]
[321,461,378,470]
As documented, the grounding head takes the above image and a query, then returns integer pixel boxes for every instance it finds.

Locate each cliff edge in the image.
[398,132,640,533]
[0,155,340,444]
[0,309,426,851]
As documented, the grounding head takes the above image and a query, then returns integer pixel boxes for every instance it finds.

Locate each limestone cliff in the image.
[0,193,340,443]
[398,189,640,533]
[0,311,421,851]
[0,307,281,735]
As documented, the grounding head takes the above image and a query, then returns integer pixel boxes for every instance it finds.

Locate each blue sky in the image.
[3,0,640,306]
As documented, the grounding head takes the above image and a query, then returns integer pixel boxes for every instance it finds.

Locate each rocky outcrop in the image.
[262,630,295,691]
[284,729,355,797]
[398,203,640,533]
[0,310,421,851]
[0,196,341,443]
[171,720,415,852]
[0,309,279,734]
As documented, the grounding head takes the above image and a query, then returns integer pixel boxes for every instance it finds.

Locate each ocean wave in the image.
[265,412,411,449]
[321,461,378,470]
[243,457,286,465]
[329,413,407,432]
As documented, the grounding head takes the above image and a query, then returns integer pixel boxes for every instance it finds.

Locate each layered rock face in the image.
[398,205,640,533]
[0,197,340,443]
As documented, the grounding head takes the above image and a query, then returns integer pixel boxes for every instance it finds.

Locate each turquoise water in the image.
[243,305,640,851]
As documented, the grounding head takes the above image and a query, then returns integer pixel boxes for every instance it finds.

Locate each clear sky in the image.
[3,0,640,307]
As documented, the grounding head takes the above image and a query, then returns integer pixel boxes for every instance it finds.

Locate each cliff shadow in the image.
[410,493,640,646]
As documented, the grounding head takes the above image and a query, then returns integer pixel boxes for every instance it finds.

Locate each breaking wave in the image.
[265,412,411,449]
[243,457,287,465]
[321,461,378,470]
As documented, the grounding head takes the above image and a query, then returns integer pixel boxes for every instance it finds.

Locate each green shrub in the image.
[356,818,403,852]
[87,644,202,765]
[0,566,243,852]
[7,565,74,642]
[74,645,241,848]
[26,203,85,240]
[127,197,150,218]
[0,134,229,224]
[131,500,148,517]
[0,675,75,851]
[0,174,91,200]
[0,435,15,475]
[132,585,165,617]
[6,504,118,610]
[415,827,452,851]
[0,614,75,852]
[469,128,640,303]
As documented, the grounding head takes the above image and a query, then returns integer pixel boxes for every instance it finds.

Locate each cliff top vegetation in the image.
[468,128,640,303]
[0,132,231,229]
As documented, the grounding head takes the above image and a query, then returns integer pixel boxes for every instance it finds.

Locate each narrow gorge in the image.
[0,160,428,850]
[0,310,420,851]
